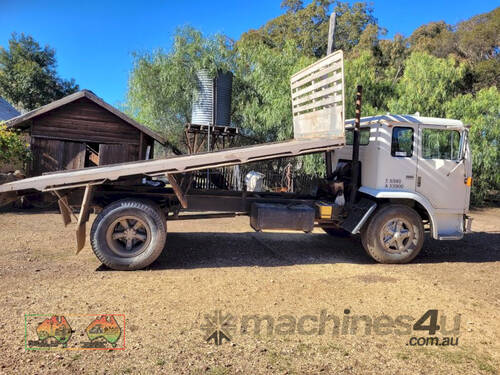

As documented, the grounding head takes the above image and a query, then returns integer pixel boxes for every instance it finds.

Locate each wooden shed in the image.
[5,90,164,177]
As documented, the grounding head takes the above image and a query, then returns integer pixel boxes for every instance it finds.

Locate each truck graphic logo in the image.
[25,313,125,350]
[85,315,122,347]
[36,316,72,346]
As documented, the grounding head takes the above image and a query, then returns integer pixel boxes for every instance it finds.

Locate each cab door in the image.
[385,125,418,191]
[416,126,468,210]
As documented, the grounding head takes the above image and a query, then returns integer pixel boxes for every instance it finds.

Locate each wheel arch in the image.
[359,187,438,239]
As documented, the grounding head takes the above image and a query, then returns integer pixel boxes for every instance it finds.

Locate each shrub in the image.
[446,87,500,205]
[0,123,31,168]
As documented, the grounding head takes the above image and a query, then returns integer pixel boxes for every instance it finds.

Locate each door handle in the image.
[417,176,422,187]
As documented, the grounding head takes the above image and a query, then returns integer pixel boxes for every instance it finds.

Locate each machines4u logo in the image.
[25,314,125,350]
[201,310,236,345]
[200,309,461,346]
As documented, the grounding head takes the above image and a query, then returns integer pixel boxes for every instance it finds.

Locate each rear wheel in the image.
[90,199,166,270]
[361,204,423,263]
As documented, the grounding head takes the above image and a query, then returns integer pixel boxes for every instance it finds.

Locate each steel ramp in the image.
[0,137,344,193]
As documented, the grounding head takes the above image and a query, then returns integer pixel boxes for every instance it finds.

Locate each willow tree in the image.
[126,26,235,152]
[388,52,466,117]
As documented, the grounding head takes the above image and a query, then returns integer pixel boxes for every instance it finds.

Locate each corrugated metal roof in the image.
[0,97,20,121]
[345,114,465,128]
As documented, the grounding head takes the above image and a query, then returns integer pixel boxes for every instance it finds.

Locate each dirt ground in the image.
[0,207,498,374]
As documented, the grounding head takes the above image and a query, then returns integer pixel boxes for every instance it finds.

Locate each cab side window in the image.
[422,129,460,160]
[346,128,370,145]
[391,127,414,157]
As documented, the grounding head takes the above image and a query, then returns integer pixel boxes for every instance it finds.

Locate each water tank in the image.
[191,70,233,126]
[214,71,232,126]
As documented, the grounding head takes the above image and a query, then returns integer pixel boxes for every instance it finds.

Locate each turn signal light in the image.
[465,177,473,186]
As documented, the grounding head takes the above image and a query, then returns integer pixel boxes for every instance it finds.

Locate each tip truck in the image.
[0,47,473,270]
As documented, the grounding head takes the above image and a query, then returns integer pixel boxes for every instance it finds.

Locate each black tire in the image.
[90,199,166,270]
[360,204,424,264]
[321,226,351,237]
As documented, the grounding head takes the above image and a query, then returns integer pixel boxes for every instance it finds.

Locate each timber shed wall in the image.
[30,138,86,176]
[31,97,142,145]
[25,97,155,176]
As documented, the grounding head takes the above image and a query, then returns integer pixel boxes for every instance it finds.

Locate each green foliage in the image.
[240,0,378,58]
[408,7,500,91]
[455,7,500,63]
[234,40,314,142]
[344,51,394,118]
[446,87,500,205]
[471,57,500,91]
[388,52,466,117]
[300,153,326,176]
[377,34,408,72]
[0,123,31,166]
[0,33,78,111]
[408,21,457,58]
[332,2,381,53]
[127,26,235,150]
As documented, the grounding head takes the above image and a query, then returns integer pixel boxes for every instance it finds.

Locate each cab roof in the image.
[345,114,465,128]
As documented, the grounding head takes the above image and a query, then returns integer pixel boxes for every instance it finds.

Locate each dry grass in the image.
[0,207,498,374]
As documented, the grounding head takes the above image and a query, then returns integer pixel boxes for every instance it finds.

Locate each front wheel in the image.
[361,204,424,264]
[90,199,166,270]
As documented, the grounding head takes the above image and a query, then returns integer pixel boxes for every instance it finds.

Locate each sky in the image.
[0,0,497,107]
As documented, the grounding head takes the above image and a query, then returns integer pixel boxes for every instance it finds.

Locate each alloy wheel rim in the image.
[105,216,151,258]
[379,217,416,254]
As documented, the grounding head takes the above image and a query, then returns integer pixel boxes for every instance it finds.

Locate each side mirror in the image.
[447,131,467,176]
[459,130,469,161]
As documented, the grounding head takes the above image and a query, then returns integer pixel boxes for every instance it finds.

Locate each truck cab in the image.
[327,114,472,263]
